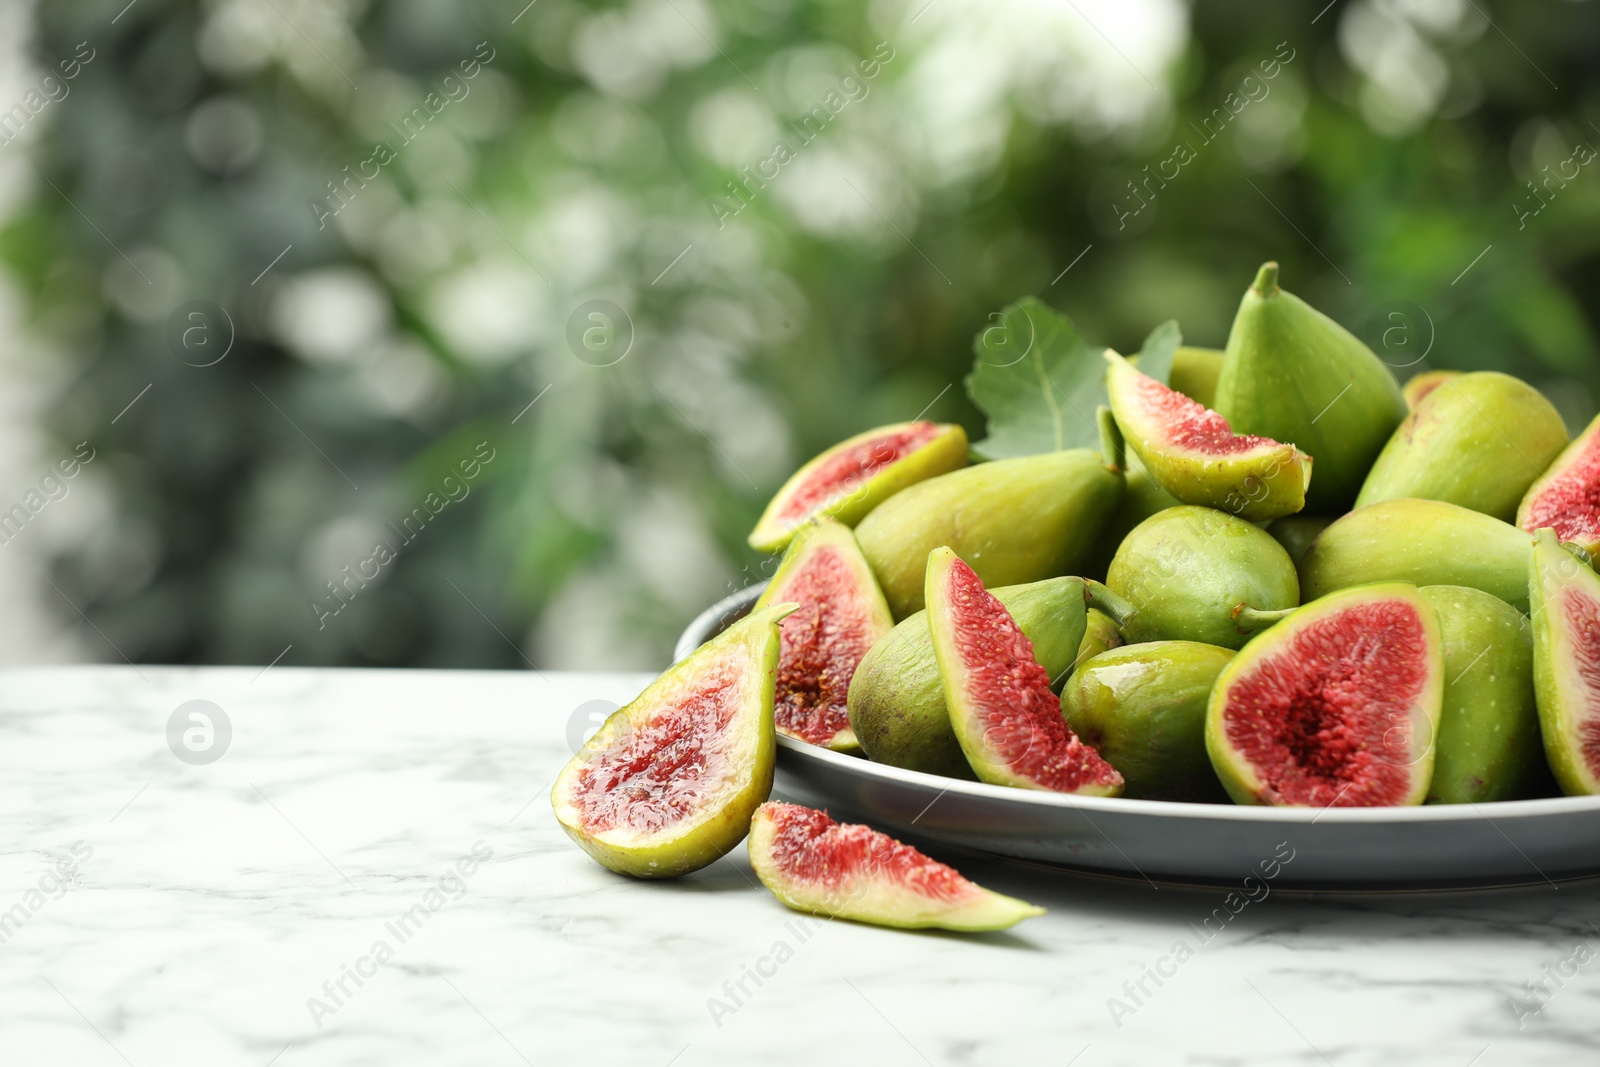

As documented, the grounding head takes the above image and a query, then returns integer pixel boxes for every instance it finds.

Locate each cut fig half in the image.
[749,421,968,553]
[925,547,1124,795]
[1206,583,1443,808]
[1519,413,1600,558]
[748,802,1044,931]
[1105,349,1311,522]
[1529,528,1600,795]
[754,518,894,750]
[551,602,796,878]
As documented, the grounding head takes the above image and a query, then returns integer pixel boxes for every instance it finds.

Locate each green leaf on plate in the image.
[967,300,1184,460]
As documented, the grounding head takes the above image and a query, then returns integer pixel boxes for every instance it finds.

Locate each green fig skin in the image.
[1356,372,1569,521]
[1171,347,1225,409]
[1267,514,1335,568]
[848,577,1092,779]
[1075,607,1125,666]
[854,450,1122,619]
[1529,528,1600,796]
[1106,506,1299,650]
[1215,262,1407,512]
[1418,585,1547,804]
[1402,369,1461,410]
[1082,451,1180,582]
[1299,499,1535,613]
[1061,641,1235,802]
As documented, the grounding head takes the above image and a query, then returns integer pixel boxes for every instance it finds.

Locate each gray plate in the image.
[676,583,1600,891]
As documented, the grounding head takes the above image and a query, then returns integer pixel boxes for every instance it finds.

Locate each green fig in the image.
[1299,499,1535,613]
[1529,528,1600,795]
[1402,369,1460,410]
[1105,350,1311,522]
[1215,262,1407,511]
[1061,641,1235,802]
[749,421,968,553]
[1082,450,1180,582]
[1266,514,1334,567]
[848,576,1113,778]
[1518,411,1600,558]
[1106,506,1299,650]
[1418,585,1546,804]
[1076,607,1125,665]
[1356,372,1569,521]
[1171,346,1225,409]
[854,449,1122,618]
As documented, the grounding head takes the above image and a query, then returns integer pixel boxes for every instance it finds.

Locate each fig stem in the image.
[1097,405,1125,474]
[1252,261,1280,295]
[1085,581,1138,630]
[1234,603,1294,634]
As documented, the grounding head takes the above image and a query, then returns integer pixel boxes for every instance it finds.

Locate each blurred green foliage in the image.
[14,0,1600,669]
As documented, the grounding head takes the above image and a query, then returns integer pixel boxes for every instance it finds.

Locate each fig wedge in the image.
[925,547,1123,795]
[1106,349,1310,522]
[748,802,1044,932]
[754,519,893,751]
[1206,583,1443,808]
[1529,528,1600,795]
[748,421,968,553]
[551,602,795,878]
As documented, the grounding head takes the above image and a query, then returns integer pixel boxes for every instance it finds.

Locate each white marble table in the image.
[5,666,1599,1066]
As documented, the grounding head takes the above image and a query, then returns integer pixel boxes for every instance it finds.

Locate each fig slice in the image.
[1529,528,1600,795]
[753,518,893,751]
[925,547,1124,795]
[1206,583,1444,808]
[551,602,796,878]
[1104,349,1311,522]
[748,421,968,553]
[748,802,1044,931]
[1519,412,1600,558]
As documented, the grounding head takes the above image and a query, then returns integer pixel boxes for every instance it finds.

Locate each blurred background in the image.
[1,0,1597,671]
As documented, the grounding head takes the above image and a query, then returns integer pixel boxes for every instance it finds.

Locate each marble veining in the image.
[3,665,1600,1065]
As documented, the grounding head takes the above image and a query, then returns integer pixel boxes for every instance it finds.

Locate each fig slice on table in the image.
[748,802,1044,932]
[925,547,1124,795]
[1519,412,1600,559]
[550,602,796,878]
[1529,528,1600,796]
[1206,583,1444,808]
[1105,349,1311,522]
[753,518,893,751]
[748,421,968,553]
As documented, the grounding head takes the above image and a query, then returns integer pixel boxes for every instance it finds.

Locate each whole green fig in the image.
[1299,499,1535,612]
[1215,262,1407,511]
[1356,372,1568,521]
[1419,585,1547,804]
[1106,505,1299,650]
[1061,641,1235,802]
[854,450,1122,619]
